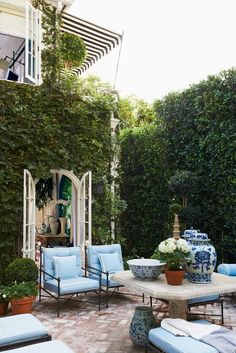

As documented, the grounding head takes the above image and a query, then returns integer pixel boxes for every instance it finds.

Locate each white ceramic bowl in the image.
[127,258,165,281]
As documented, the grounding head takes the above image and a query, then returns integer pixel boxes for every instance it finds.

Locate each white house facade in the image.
[0,0,121,84]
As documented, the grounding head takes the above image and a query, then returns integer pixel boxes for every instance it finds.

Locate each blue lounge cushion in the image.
[0,314,48,346]
[5,340,74,353]
[149,320,217,353]
[187,294,219,305]
[98,252,123,273]
[53,255,77,279]
[44,277,100,295]
[217,263,236,276]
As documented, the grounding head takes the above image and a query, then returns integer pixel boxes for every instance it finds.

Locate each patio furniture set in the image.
[1,245,236,353]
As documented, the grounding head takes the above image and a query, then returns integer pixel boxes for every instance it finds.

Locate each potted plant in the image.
[152,238,190,285]
[0,285,11,315]
[5,258,39,314]
[8,281,38,315]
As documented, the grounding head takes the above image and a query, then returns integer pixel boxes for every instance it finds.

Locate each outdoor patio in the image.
[32,291,236,353]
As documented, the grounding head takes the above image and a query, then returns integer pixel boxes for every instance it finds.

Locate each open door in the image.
[23,169,36,259]
[50,169,92,250]
[78,171,92,248]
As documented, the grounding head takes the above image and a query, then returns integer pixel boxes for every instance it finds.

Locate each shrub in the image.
[5,258,38,284]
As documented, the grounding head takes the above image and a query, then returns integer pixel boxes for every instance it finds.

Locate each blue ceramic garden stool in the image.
[129,306,157,348]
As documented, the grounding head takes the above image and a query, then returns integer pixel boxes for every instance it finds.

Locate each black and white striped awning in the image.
[61,11,122,74]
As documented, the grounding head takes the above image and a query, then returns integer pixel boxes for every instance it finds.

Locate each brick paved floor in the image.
[32,292,236,353]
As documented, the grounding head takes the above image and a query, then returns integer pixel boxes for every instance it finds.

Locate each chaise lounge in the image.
[1,341,74,353]
[0,314,51,352]
[146,319,219,353]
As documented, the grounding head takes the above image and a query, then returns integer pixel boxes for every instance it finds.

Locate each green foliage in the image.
[118,96,155,128]
[61,32,86,69]
[120,124,170,257]
[92,178,127,244]
[0,285,11,302]
[32,0,63,83]
[8,281,38,299]
[154,68,236,261]
[36,178,53,209]
[0,75,115,259]
[6,258,39,284]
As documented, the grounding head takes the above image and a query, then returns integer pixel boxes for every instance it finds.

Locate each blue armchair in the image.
[86,244,144,307]
[39,247,102,317]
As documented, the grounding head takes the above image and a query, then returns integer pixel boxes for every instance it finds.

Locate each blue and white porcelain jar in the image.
[184,231,217,283]
[129,306,157,347]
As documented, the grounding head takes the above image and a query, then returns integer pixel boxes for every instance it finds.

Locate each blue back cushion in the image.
[98,252,123,273]
[87,244,124,273]
[53,255,77,279]
[43,247,82,281]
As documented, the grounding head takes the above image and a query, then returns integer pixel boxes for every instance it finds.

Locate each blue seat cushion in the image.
[44,277,100,295]
[187,294,219,305]
[149,320,218,353]
[89,273,122,287]
[0,314,48,345]
[218,263,236,276]
[5,340,74,353]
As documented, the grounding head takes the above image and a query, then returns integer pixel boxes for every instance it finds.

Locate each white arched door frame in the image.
[23,168,92,261]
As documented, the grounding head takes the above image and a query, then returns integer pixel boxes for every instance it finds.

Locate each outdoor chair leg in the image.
[57,299,60,318]
[221,300,224,324]
[150,296,153,307]
[143,293,145,303]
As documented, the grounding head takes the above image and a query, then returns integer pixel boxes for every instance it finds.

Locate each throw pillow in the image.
[98,252,124,273]
[53,255,78,279]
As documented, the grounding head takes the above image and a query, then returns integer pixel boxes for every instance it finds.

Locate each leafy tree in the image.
[118,96,155,128]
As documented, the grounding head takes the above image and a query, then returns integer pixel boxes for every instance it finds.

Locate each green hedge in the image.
[120,125,170,257]
[0,77,114,272]
[155,68,236,262]
[120,68,236,261]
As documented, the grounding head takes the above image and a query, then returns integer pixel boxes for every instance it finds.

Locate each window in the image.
[25,1,40,84]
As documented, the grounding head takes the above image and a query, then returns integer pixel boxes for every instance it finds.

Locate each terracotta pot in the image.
[10,296,35,315]
[165,269,184,285]
[0,301,9,316]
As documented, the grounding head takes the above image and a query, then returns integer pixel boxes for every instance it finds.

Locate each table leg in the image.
[168,300,187,319]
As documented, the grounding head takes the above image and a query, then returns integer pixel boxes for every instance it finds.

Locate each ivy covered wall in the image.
[0,77,115,270]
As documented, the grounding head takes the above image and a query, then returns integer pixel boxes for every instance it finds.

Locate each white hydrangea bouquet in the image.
[152,238,190,270]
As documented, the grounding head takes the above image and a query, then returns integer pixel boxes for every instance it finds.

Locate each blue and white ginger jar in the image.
[184,230,217,284]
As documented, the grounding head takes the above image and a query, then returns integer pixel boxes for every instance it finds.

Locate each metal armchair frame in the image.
[85,263,144,308]
[39,248,102,317]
